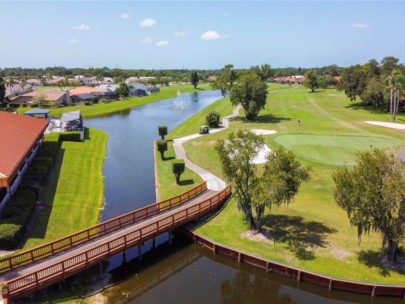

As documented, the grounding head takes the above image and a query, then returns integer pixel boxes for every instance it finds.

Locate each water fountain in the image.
[172,90,191,110]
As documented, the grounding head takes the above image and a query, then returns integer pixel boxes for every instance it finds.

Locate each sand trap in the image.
[365,121,405,130]
[250,129,277,135]
[253,144,272,164]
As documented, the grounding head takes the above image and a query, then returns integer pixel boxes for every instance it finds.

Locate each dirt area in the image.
[241,230,274,244]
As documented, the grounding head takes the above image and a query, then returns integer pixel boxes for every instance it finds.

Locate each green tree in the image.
[251,64,273,81]
[339,65,368,101]
[385,69,405,122]
[115,82,129,98]
[360,77,386,108]
[190,72,199,89]
[333,147,405,261]
[205,111,220,128]
[172,160,185,184]
[381,56,399,75]
[158,125,168,140]
[156,140,168,160]
[212,64,238,97]
[229,70,268,120]
[0,77,6,103]
[215,130,310,231]
[317,75,328,90]
[303,70,319,92]
[5,76,15,94]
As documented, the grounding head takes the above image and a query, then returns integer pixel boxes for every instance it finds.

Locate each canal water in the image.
[86,91,400,304]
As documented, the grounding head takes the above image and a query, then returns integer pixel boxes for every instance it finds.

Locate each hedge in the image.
[59,131,81,142]
[0,189,37,249]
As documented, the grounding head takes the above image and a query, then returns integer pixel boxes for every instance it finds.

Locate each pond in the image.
[85,91,400,304]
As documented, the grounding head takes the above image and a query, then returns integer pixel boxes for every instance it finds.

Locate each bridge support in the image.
[138,245,142,260]
[152,237,156,248]
[123,250,127,263]
[169,231,173,245]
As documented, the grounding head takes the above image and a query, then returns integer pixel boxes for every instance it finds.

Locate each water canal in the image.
[86,91,400,304]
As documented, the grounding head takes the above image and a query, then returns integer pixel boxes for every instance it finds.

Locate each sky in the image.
[1,0,405,69]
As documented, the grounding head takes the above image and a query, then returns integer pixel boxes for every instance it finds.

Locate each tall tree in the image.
[339,65,368,101]
[303,70,319,92]
[385,69,405,122]
[381,56,399,75]
[5,76,15,94]
[333,147,405,261]
[190,72,199,89]
[229,69,268,120]
[251,64,273,81]
[360,77,386,108]
[215,130,310,231]
[211,64,238,97]
[115,82,129,98]
[0,76,6,103]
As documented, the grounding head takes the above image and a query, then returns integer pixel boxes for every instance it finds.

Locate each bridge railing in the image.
[0,182,207,274]
[3,186,232,300]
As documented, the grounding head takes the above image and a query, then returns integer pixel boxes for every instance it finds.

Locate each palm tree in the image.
[5,76,15,94]
[385,69,405,122]
[20,76,27,93]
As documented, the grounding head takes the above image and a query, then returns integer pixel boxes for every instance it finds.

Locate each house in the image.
[69,86,117,102]
[9,89,69,105]
[75,75,97,86]
[129,83,148,96]
[26,79,43,86]
[147,85,160,94]
[0,112,48,212]
[207,76,217,82]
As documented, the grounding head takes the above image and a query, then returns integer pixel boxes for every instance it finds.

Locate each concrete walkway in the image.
[173,105,242,191]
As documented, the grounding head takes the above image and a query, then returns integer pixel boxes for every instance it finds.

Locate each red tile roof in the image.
[69,87,107,95]
[0,112,48,187]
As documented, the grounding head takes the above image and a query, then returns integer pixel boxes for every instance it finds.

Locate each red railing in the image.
[2,186,232,301]
[0,182,207,275]
[181,229,405,298]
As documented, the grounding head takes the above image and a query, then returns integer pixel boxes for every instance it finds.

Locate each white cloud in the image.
[174,31,188,38]
[156,40,169,47]
[68,38,79,44]
[141,37,152,43]
[140,18,157,27]
[352,23,370,29]
[121,13,131,20]
[201,31,228,41]
[71,24,90,30]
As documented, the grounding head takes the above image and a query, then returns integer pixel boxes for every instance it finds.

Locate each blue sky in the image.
[1,1,404,69]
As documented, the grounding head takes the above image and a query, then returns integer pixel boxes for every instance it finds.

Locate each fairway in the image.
[163,84,405,284]
[274,134,403,166]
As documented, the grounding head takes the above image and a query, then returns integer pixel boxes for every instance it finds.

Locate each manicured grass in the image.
[18,84,210,118]
[155,141,202,201]
[167,96,234,139]
[174,84,405,283]
[22,128,107,249]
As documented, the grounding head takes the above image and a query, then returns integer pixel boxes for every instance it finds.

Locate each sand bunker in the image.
[250,129,278,135]
[365,121,405,130]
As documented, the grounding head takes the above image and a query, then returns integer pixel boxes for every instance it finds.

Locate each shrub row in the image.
[59,131,81,142]
[0,189,37,249]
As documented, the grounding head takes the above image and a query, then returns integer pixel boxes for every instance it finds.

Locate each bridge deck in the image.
[0,190,218,284]
[0,187,233,303]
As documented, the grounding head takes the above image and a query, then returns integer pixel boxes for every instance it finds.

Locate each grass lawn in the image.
[22,128,107,249]
[155,141,203,201]
[163,83,405,284]
[18,83,210,118]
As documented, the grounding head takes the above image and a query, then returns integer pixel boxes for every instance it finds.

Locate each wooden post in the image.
[169,231,173,245]
[371,285,376,297]
[238,252,241,263]
[329,279,333,291]
[213,244,216,254]
[123,250,126,264]
[138,245,142,261]
[297,271,301,282]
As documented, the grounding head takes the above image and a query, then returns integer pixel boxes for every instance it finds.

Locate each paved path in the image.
[173,105,242,191]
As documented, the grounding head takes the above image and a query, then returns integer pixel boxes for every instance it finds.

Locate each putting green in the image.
[274,134,402,166]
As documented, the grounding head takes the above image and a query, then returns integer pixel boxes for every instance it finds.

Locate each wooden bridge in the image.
[0,182,232,303]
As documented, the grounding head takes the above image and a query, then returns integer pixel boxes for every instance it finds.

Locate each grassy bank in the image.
[23,128,107,249]
[159,83,405,283]
[18,83,210,118]
[155,141,203,201]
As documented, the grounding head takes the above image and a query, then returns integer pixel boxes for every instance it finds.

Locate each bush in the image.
[59,132,81,142]
[156,140,168,160]
[158,125,168,140]
[84,101,92,106]
[0,189,37,249]
[30,103,38,108]
[172,160,185,184]
[206,111,221,128]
